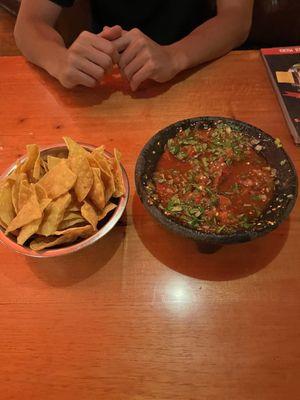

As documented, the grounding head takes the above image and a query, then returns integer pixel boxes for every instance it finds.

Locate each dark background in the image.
[0,0,299,48]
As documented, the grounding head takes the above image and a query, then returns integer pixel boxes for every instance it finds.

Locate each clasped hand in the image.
[58,25,178,91]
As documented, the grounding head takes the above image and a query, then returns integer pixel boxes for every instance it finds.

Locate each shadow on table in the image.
[33,63,204,108]
[132,194,289,281]
[25,222,126,287]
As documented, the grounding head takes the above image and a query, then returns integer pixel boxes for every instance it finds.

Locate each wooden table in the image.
[0,52,299,400]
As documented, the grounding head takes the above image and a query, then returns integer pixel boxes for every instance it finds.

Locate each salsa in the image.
[146,123,276,234]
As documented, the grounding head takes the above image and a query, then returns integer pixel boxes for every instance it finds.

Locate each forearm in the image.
[14,20,67,79]
[168,11,251,73]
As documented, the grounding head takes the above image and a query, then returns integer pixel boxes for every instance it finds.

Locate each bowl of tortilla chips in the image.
[0,137,129,257]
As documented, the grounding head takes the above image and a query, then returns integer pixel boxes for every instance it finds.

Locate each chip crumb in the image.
[274,138,283,148]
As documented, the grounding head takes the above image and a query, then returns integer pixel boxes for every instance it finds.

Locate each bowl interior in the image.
[0,144,129,258]
[135,117,298,244]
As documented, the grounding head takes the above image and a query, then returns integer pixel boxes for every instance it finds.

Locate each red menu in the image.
[261,46,300,145]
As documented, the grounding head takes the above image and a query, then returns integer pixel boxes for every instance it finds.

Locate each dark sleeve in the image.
[49,0,75,6]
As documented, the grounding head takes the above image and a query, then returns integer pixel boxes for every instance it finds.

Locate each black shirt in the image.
[50,0,216,45]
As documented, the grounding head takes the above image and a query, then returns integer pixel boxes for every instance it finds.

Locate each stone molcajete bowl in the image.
[135,117,298,253]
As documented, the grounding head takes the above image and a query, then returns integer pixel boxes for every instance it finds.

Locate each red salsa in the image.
[146,123,276,234]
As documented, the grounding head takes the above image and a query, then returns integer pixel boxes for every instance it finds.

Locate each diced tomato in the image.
[156,183,168,195]
[243,179,254,187]
[157,150,191,172]
[197,130,210,142]
[185,145,196,157]
[218,211,229,223]
[205,209,215,218]
[218,195,231,210]
[226,148,234,157]
[194,194,202,204]
[156,183,176,206]
[213,171,222,187]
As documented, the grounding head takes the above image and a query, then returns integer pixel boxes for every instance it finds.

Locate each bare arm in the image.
[169,0,254,72]
[14,0,67,79]
[14,0,122,88]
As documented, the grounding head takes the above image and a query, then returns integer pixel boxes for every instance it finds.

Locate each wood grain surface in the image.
[0,52,299,400]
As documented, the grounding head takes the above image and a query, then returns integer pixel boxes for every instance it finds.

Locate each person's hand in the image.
[113,28,179,91]
[57,26,122,89]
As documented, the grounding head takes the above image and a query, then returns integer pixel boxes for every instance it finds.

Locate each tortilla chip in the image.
[17,218,41,245]
[64,136,89,156]
[38,192,72,236]
[54,224,94,237]
[58,211,86,230]
[11,172,28,213]
[17,185,51,244]
[38,160,76,199]
[5,187,42,233]
[63,137,93,202]
[88,168,106,210]
[8,161,24,182]
[29,235,72,251]
[81,201,98,231]
[40,157,49,174]
[88,149,117,202]
[67,203,81,213]
[21,144,39,178]
[0,217,7,229]
[0,179,16,226]
[62,211,83,221]
[92,145,105,156]
[18,179,32,212]
[35,183,51,210]
[35,183,46,198]
[47,155,62,170]
[30,225,94,251]
[98,202,117,221]
[6,175,16,184]
[87,153,100,168]
[33,156,41,181]
[112,149,125,197]
[91,148,111,173]
[102,168,116,203]
[70,154,93,202]
[58,219,86,230]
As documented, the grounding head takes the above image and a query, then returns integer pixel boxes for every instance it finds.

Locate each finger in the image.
[82,46,114,72]
[113,35,131,53]
[64,69,97,88]
[99,25,123,41]
[118,40,142,70]
[76,58,105,81]
[88,36,120,64]
[130,64,152,91]
[122,52,147,81]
